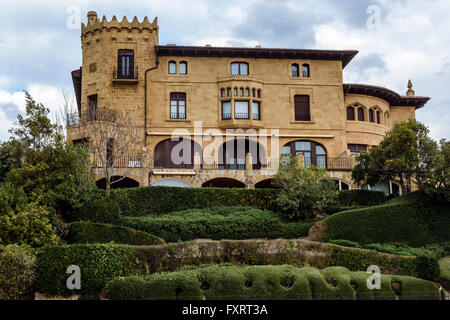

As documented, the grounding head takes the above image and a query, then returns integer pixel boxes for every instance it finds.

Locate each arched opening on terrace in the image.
[96,176,139,189]
[255,179,276,189]
[202,178,245,188]
[153,138,202,169]
[217,138,266,170]
[150,178,193,187]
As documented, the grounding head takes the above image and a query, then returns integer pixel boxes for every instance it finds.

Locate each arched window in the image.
[369,109,374,122]
[302,64,310,77]
[332,179,350,190]
[294,95,310,121]
[376,110,381,124]
[346,107,355,120]
[257,89,261,98]
[245,88,249,96]
[233,87,238,96]
[357,107,365,121]
[240,87,244,96]
[154,138,201,169]
[218,139,265,170]
[179,61,187,74]
[168,61,176,74]
[291,63,299,77]
[281,140,326,168]
[227,87,231,97]
[118,49,134,79]
[231,62,249,75]
[220,88,225,98]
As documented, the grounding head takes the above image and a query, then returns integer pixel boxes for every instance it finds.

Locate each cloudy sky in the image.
[0,0,449,141]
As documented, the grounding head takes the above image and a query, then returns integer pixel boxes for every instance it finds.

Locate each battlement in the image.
[81,11,158,37]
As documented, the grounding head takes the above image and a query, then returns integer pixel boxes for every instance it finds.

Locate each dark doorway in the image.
[202,178,245,188]
[96,176,139,189]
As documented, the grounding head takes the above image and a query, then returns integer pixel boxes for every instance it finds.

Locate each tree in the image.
[9,91,63,150]
[352,119,435,195]
[79,108,144,196]
[416,138,450,200]
[0,140,24,184]
[272,157,338,220]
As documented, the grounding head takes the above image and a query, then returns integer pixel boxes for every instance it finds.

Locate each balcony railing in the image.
[170,112,186,119]
[252,113,260,120]
[234,112,249,119]
[222,113,232,120]
[113,66,138,81]
[67,108,117,127]
[92,153,143,168]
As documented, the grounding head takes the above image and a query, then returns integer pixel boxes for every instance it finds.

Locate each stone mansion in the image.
[67,11,429,195]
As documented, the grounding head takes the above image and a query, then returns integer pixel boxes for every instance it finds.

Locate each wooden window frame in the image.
[168,61,177,74]
[117,49,134,79]
[179,61,187,74]
[291,63,299,77]
[294,95,311,121]
[170,92,186,119]
[230,62,249,75]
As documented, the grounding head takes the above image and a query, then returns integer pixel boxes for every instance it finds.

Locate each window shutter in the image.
[294,95,310,121]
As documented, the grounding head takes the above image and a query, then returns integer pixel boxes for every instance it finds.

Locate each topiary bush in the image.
[105,265,440,300]
[337,190,386,206]
[66,221,164,245]
[111,186,279,217]
[69,197,121,224]
[119,206,313,242]
[0,245,36,300]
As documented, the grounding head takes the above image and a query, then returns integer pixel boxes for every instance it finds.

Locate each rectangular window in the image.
[179,61,187,74]
[252,101,260,120]
[222,101,231,120]
[118,50,134,79]
[231,63,239,75]
[169,61,176,74]
[170,92,186,119]
[235,101,249,119]
[88,94,98,121]
[294,95,310,121]
[231,62,249,75]
[348,144,367,154]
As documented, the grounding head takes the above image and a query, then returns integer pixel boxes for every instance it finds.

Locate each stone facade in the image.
[68,12,430,193]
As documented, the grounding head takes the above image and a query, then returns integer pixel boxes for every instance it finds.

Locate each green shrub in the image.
[66,221,164,245]
[111,186,279,217]
[119,206,312,242]
[105,265,440,300]
[35,244,141,295]
[328,239,361,248]
[70,197,121,224]
[0,245,36,300]
[337,190,386,206]
[316,191,450,247]
[438,258,450,290]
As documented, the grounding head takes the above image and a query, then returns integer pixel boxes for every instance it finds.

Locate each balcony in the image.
[66,108,117,127]
[112,66,138,84]
[92,153,143,168]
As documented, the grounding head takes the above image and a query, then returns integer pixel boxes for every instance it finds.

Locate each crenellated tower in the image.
[78,11,158,127]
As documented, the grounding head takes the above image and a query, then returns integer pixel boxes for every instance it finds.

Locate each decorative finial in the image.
[406,80,415,96]
[87,11,98,25]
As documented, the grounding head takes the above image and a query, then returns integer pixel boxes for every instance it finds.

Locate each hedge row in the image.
[34,239,439,295]
[337,190,386,206]
[110,186,387,217]
[66,221,165,245]
[310,191,450,247]
[105,265,440,300]
[439,258,450,291]
[119,207,314,242]
[111,186,279,217]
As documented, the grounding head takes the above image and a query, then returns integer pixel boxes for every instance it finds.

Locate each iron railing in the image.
[234,112,249,119]
[92,153,143,168]
[67,108,117,127]
[170,112,186,119]
[113,66,138,80]
[222,113,232,120]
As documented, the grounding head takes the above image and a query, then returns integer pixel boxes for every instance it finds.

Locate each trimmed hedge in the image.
[69,197,121,224]
[0,245,36,300]
[35,244,141,296]
[105,265,440,300]
[119,206,314,242]
[311,191,450,247]
[111,186,279,217]
[439,257,450,290]
[66,221,165,245]
[337,190,386,206]
[35,239,439,295]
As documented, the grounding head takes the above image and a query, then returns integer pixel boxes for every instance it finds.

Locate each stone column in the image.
[194,152,201,170]
[296,153,305,168]
[245,153,253,171]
